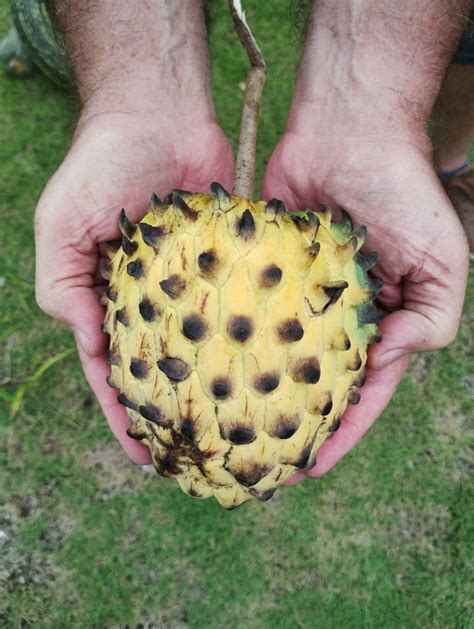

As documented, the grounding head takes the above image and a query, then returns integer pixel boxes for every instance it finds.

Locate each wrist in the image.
[54,0,215,126]
[288,0,471,145]
[76,83,216,136]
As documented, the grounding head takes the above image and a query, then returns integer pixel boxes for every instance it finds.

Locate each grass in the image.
[0,0,473,626]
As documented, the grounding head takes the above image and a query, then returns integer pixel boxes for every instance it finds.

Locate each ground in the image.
[0,1,473,627]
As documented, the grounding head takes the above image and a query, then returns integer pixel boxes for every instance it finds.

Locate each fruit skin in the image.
[102,183,382,509]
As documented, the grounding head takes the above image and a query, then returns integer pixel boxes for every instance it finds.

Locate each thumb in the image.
[36,278,107,358]
[35,207,107,357]
[369,305,461,370]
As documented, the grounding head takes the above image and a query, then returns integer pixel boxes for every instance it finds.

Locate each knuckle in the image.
[432,318,459,349]
[35,282,58,318]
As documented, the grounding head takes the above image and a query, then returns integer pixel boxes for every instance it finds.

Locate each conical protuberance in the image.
[103,184,382,509]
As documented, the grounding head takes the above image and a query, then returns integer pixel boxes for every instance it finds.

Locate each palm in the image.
[262,132,468,479]
[36,114,234,462]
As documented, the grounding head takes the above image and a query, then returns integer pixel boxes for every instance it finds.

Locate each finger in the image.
[77,343,152,465]
[370,229,468,369]
[369,301,461,371]
[35,206,107,357]
[377,281,403,311]
[305,355,410,478]
[284,471,305,486]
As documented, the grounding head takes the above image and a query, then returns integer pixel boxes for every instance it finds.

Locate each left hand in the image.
[35,111,234,463]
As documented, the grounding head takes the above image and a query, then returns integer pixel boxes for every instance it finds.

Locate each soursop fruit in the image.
[101,183,382,509]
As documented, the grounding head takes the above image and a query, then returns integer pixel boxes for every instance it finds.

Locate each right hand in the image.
[35,111,234,462]
[262,127,469,481]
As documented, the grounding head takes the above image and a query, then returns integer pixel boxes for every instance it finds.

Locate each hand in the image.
[262,128,469,482]
[35,111,234,463]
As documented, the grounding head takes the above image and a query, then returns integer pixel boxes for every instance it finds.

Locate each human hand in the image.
[262,128,469,483]
[35,111,234,463]
[260,0,470,484]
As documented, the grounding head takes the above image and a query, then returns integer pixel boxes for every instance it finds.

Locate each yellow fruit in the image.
[102,183,382,509]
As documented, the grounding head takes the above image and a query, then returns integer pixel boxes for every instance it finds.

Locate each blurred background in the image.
[0,0,472,626]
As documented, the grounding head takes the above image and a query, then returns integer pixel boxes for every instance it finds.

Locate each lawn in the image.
[0,1,473,627]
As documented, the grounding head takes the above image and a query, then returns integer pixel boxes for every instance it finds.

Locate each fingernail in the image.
[73,327,90,354]
[376,348,407,368]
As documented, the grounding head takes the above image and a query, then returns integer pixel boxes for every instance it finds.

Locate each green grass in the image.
[0,1,473,627]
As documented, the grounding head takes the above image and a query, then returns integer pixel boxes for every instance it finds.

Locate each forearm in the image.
[290,0,472,139]
[51,0,213,122]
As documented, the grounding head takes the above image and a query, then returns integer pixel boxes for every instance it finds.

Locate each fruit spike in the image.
[138,223,164,249]
[339,209,353,231]
[148,192,163,216]
[157,357,191,382]
[210,182,232,208]
[105,241,120,258]
[368,277,384,298]
[172,193,198,221]
[100,259,112,280]
[322,281,349,311]
[357,303,384,325]
[356,251,379,271]
[122,236,138,256]
[119,208,136,239]
[265,198,286,218]
[237,209,255,238]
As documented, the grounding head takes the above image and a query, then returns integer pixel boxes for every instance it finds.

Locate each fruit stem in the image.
[229,0,266,199]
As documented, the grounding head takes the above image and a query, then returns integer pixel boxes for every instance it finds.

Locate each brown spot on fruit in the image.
[348,389,361,405]
[117,393,138,410]
[322,281,348,311]
[237,209,255,239]
[105,347,120,365]
[294,443,316,469]
[211,377,232,400]
[130,358,149,379]
[182,314,207,342]
[354,369,367,387]
[139,404,165,424]
[348,351,362,371]
[227,315,254,343]
[228,426,256,445]
[321,397,333,416]
[272,415,300,439]
[121,236,137,256]
[197,250,217,275]
[139,223,165,249]
[106,375,116,389]
[115,308,129,326]
[126,259,144,279]
[254,372,280,394]
[126,426,149,441]
[291,357,320,384]
[260,264,283,288]
[155,451,182,477]
[233,463,271,487]
[160,274,186,299]
[105,286,117,302]
[252,488,276,501]
[157,357,191,382]
[180,417,195,440]
[277,319,304,343]
[139,298,158,322]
